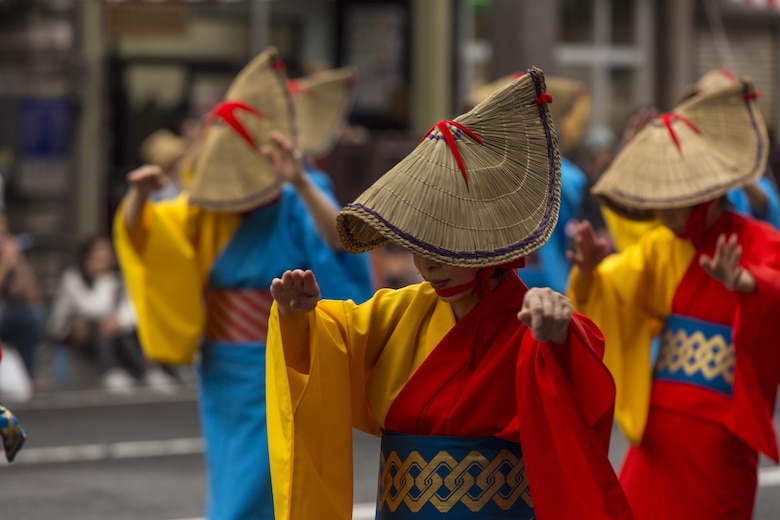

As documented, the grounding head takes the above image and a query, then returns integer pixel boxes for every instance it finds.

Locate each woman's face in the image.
[84,238,115,278]
[655,207,693,235]
[413,255,480,304]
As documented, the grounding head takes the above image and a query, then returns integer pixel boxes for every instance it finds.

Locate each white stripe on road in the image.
[165,503,376,520]
[8,437,780,492]
[1,438,204,465]
[759,465,780,486]
[352,502,376,519]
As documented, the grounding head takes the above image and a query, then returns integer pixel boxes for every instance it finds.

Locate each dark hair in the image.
[77,234,114,287]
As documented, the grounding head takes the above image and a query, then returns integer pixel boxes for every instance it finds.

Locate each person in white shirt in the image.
[47,235,175,392]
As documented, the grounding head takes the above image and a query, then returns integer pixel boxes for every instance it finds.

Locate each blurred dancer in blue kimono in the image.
[114,48,373,520]
[465,74,589,293]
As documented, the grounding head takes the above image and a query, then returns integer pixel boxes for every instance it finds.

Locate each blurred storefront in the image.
[1,0,779,239]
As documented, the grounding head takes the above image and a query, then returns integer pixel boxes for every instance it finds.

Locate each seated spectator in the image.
[46,235,177,393]
[0,200,45,387]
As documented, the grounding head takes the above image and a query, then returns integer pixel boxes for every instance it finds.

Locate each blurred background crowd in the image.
[0,0,780,399]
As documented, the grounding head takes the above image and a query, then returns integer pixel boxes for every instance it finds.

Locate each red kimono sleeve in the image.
[727,260,780,462]
[517,312,634,519]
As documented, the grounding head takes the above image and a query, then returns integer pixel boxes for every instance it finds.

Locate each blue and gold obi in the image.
[377,431,534,519]
[654,314,736,396]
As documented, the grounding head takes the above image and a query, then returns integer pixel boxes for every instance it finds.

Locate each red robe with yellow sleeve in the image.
[267,271,633,519]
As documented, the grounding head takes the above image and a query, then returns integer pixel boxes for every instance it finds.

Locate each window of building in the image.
[556,0,653,136]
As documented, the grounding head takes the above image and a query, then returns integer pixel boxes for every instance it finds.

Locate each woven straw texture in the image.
[292,67,357,157]
[189,47,295,212]
[680,68,739,101]
[139,129,186,171]
[337,67,561,267]
[467,73,590,152]
[593,79,768,220]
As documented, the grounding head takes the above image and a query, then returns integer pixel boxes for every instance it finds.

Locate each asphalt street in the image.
[0,387,778,519]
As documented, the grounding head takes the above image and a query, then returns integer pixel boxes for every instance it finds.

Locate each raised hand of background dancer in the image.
[518,287,573,344]
[126,164,168,196]
[271,269,321,317]
[567,220,610,276]
[699,233,756,292]
[261,130,307,187]
[123,164,168,231]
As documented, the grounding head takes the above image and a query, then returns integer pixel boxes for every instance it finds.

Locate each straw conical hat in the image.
[337,67,561,267]
[466,73,590,152]
[189,47,295,212]
[290,67,357,157]
[593,79,768,220]
[546,76,591,152]
[680,67,739,101]
[139,129,186,171]
[463,72,523,110]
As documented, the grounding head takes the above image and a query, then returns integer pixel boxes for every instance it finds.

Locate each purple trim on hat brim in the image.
[531,69,558,230]
[606,85,765,206]
[342,69,558,261]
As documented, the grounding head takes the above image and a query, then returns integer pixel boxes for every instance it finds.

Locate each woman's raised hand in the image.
[517,287,573,344]
[270,269,321,316]
[566,220,610,276]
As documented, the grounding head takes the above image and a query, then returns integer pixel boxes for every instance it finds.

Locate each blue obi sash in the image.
[653,314,736,396]
[377,431,534,519]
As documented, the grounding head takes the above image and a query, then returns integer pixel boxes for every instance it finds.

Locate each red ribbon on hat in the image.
[287,79,313,98]
[660,112,701,155]
[205,100,265,150]
[535,93,553,105]
[421,120,484,186]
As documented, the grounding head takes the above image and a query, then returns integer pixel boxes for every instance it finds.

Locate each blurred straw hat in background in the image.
[290,67,357,158]
[189,46,295,212]
[593,78,768,220]
[139,129,186,172]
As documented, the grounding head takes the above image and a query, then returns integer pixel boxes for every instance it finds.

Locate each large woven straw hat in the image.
[337,67,561,267]
[593,79,768,220]
[466,73,590,152]
[189,47,295,212]
[290,67,357,157]
[679,67,739,101]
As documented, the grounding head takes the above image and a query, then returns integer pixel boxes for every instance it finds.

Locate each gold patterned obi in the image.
[654,314,735,396]
[377,431,534,519]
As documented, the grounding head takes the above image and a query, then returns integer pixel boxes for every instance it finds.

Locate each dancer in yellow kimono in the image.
[568,77,780,519]
[114,48,373,520]
[266,68,633,519]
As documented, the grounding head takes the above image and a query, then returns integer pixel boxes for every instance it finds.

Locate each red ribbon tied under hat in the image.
[660,112,701,155]
[205,100,266,150]
[421,120,484,186]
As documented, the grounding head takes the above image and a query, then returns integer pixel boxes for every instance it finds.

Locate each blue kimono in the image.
[115,168,373,520]
[727,175,780,230]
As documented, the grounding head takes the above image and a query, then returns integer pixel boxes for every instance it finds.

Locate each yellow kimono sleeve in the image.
[568,226,694,444]
[267,285,452,520]
[601,206,660,252]
[113,194,205,365]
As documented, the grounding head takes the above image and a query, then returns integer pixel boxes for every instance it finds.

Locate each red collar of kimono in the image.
[434,258,527,300]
